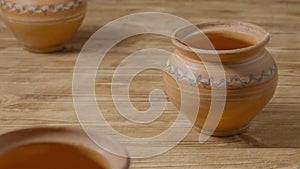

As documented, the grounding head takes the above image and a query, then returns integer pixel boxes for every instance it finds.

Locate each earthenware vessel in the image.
[0,127,130,169]
[163,21,278,136]
[0,0,86,53]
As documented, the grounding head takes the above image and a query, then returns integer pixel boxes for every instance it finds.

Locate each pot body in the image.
[0,0,86,52]
[163,22,278,136]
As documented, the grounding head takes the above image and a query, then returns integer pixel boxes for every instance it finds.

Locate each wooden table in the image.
[0,0,299,168]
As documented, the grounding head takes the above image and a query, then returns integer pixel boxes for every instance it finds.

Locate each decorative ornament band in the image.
[0,0,84,15]
[165,62,277,89]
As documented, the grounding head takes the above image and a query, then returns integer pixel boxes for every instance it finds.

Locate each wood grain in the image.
[0,0,300,168]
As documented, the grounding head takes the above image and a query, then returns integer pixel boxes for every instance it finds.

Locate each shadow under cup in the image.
[0,127,130,169]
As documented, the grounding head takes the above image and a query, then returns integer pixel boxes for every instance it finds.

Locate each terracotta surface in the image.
[0,0,299,168]
[164,21,278,136]
[0,127,130,169]
[0,0,86,52]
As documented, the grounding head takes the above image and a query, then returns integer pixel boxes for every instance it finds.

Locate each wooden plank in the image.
[0,0,299,168]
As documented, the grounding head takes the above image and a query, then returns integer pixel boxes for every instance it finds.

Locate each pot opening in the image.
[172,21,270,55]
[183,31,257,50]
[0,142,110,169]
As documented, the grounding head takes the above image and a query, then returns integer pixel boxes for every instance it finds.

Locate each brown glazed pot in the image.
[0,0,86,53]
[0,127,130,169]
[163,21,278,136]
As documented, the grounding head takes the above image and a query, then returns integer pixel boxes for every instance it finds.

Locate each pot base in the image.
[24,45,65,53]
[194,124,250,137]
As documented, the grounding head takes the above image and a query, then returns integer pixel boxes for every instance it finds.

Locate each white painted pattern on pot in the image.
[0,0,84,15]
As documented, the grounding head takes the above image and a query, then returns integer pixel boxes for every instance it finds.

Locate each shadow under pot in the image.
[0,0,87,53]
[163,21,278,136]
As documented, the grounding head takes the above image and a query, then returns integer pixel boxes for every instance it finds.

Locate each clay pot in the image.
[163,21,278,136]
[0,0,86,53]
[0,127,130,169]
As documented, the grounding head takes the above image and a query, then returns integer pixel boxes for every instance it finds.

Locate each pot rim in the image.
[171,21,270,55]
[0,127,130,169]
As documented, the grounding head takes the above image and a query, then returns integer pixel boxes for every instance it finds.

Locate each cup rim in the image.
[171,21,270,55]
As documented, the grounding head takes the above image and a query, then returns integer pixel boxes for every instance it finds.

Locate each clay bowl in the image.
[0,127,130,169]
[0,0,87,53]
